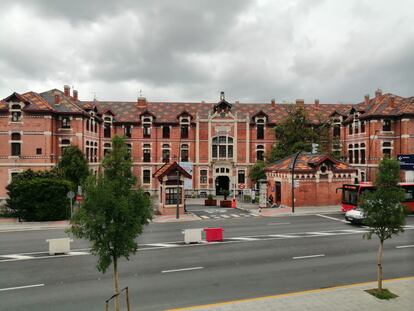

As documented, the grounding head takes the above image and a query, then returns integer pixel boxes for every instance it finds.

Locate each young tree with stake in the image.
[70,136,152,310]
[360,158,407,298]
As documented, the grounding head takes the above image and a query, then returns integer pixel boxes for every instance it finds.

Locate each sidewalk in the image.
[167,277,414,311]
[0,218,70,232]
[239,205,341,217]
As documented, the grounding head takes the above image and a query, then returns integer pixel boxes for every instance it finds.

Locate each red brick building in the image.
[0,86,413,205]
[265,154,357,207]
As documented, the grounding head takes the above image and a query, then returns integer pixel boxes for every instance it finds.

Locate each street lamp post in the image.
[176,170,180,219]
[290,151,301,213]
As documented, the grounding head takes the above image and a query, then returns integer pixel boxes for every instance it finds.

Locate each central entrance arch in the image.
[215,176,230,195]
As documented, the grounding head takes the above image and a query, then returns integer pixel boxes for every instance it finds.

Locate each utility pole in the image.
[290,151,302,213]
[176,170,180,219]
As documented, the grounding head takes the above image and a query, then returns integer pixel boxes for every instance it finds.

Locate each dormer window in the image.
[162,126,170,139]
[62,116,71,129]
[124,125,132,138]
[142,117,152,138]
[256,118,265,139]
[383,119,392,132]
[104,116,112,138]
[180,117,189,139]
[10,104,22,122]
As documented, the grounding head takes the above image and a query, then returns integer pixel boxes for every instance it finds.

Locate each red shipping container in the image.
[204,227,224,242]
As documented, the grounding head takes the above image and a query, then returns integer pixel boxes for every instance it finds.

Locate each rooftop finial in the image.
[139,89,143,98]
[220,91,225,101]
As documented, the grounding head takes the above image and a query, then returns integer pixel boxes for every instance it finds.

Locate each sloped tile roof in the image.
[153,161,192,180]
[39,89,86,114]
[21,91,55,111]
[265,153,355,173]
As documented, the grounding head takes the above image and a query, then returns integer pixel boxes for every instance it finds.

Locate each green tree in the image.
[6,169,72,221]
[249,161,267,183]
[70,136,152,311]
[57,145,90,190]
[267,104,321,163]
[360,158,407,294]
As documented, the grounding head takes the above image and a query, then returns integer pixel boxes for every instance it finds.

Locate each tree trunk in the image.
[113,258,120,311]
[377,240,384,291]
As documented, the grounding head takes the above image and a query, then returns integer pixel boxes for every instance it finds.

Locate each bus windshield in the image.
[342,188,358,206]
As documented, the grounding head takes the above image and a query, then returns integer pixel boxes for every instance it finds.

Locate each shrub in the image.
[7,170,72,221]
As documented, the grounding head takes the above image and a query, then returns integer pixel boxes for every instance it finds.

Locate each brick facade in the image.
[0,87,413,204]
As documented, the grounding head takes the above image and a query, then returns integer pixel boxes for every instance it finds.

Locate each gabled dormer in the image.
[213,91,232,114]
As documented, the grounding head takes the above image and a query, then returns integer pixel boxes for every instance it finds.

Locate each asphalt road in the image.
[1,214,413,311]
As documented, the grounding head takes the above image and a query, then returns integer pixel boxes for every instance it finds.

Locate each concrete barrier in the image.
[46,237,73,255]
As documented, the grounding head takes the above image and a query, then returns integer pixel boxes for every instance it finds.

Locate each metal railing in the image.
[105,287,130,311]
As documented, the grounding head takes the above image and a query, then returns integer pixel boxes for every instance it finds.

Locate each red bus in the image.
[340,182,414,212]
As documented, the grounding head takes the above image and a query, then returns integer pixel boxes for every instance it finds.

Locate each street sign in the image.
[398,154,414,171]
[293,180,300,188]
[75,195,83,202]
[67,191,75,200]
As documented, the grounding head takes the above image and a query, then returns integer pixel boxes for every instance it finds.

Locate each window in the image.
[256,145,265,161]
[86,119,90,132]
[166,188,182,205]
[348,144,353,163]
[354,120,359,134]
[104,123,111,138]
[126,143,132,154]
[11,133,21,156]
[181,125,189,139]
[36,148,42,155]
[360,121,365,133]
[212,136,234,159]
[200,170,207,184]
[162,144,170,162]
[383,119,391,132]
[61,139,70,156]
[103,143,111,156]
[94,122,97,133]
[181,144,189,162]
[124,125,132,138]
[143,144,151,162]
[10,104,22,122]
[382,142,392,158]
[238,170,245,184]
[348,124,353,135]
[143,170,151,184]
[360,144,366,164]
[62,117,71,129]
[354,144,359,164]
[162,126,170,139]
[333,125,340,138]
[257,120,264,140]
[143,118,151,138]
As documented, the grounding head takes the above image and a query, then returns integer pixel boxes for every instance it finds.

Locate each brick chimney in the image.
[73,90,78,101]
[296,99,305,106]
[314,99,320,106]
[54,91,61,104]
[63,85,70,97]
[364,94,370,105]
[137,96,147,108]
[271,98,276,107]
[375,88,382,99]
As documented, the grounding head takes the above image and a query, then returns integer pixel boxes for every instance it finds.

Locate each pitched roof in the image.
[39,89,86,115]
[153,162,192,180]
[265,153,356,173]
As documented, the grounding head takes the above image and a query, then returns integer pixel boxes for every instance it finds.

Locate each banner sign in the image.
[398,154,414,171]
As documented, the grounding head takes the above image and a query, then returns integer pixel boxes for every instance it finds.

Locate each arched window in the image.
[212,136,233,159]
[180,118,189,139]
[360,143,366,164]
[143,118,152,138]
[11,133,21,156]
[181,144,189,162]
[256,119,265,139]
[10,104,22,122]
[354,144,359,164]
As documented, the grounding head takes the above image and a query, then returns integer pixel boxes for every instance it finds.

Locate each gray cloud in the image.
[0,0,413,103]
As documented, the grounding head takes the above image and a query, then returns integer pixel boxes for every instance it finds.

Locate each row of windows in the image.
[348,142,393,163]
[348,119,392,135]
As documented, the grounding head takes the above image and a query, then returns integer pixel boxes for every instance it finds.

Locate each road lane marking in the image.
[268,234,296,238]
[68,251,90,255]
[1,254,33,260]
[230,214,240,217]
[200,216,209,219]
[293,254,325,260]
[146,243,179,248]
[230,237,259,241]
[266,222,291,226]
[0,283,44,292]
[221,215,230,218]
[316,214,348,223]
[162,267,204,274]
[396,245,414,249]
[307,232,335,236]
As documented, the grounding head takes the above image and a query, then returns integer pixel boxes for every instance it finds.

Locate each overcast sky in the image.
[0,0,413,104]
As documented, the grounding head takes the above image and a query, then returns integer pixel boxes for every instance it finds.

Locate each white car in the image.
[345,207,366,224]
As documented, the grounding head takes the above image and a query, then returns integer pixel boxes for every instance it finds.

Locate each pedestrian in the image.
[268,194,274,207]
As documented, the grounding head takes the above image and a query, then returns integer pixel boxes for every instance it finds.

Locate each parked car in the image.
[344,207,366,224]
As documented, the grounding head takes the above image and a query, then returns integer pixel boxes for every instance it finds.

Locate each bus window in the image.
[403,186,414,201]
[342,188,358,206]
